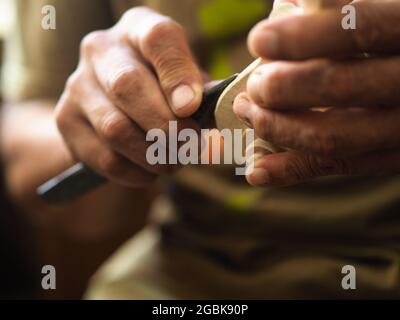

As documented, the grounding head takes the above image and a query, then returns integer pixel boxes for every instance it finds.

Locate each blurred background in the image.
[0,0,142,299]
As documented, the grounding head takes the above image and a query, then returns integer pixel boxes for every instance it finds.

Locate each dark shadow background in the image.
[0,169,37,299]
[0,33,36,298]
[0,163,142,299]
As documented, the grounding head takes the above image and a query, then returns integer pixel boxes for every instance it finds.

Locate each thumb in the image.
[123,7,203,117]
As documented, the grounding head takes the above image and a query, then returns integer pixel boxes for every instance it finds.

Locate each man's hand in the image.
[55,7,203,187]
[233,0,400,187]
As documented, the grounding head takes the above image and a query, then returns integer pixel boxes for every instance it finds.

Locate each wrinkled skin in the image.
[234,0,400,186]
[55,7,204,187]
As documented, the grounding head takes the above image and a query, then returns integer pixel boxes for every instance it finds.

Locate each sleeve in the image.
[1,0,114,101]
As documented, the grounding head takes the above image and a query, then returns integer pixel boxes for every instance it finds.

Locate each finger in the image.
[90,45,199,163]
[246,149,400,187]
[247,57,400,110]
[55,101,156,187]
[84,34,175,130]
[233,93,400,156]
[248,0,400,60]
[120,7,203,117]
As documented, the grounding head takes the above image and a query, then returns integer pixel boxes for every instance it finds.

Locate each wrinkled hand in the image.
[234,0,400,186]
[55,7,203,187]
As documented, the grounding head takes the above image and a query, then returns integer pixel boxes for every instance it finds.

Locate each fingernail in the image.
[234,95,253,128]
[249,168,270,186]
[171,84,198,111]
[247,71,263,104]
[256,30,279,58]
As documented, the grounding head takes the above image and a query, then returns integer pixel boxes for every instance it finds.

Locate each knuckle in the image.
[65,69,84,95]
[334,158,351,175]
[119,7,138,23]
[54,100,72,133]
[120,6,149,24]
[80,31,107,56]
[254,111,285,149]
[99,113,132,145]
[307,129,341,155]
[323,63,355,104]
[108,66,144,100]
[55,82,81,133]
[280,17,310,59]
[142,20,184,53]
[139,19,195,91]
[97,151,126,177]
[260,67,287,108]
[312,156,351,176]
[141,21,189,77]
[285,154,313,182]
[252,109,271,140]
[284,154,347,182]
[350,3,380,51]
[158,56,193,90]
